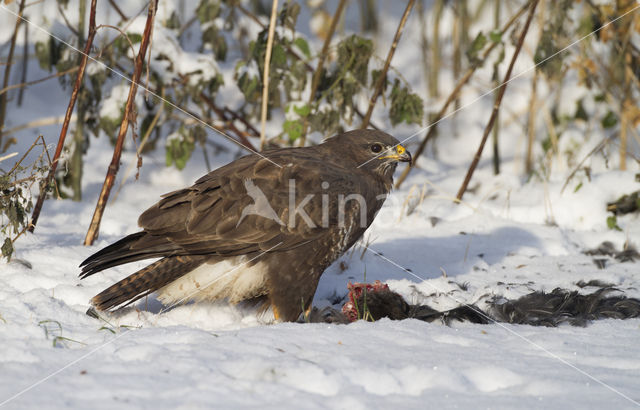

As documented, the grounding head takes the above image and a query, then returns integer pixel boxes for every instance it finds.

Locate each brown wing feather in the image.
[80,145,379,280]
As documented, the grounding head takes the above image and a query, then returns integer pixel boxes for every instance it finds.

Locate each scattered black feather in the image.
[308,286,640,327]
[492,288,640,327]
[575,279,614,288]
[585,241,639,262]
[606,191,639,215]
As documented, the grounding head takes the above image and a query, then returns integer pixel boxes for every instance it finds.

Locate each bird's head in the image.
[326,129,412,179]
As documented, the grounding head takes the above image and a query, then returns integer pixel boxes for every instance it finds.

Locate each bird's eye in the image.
[370,143,383,153]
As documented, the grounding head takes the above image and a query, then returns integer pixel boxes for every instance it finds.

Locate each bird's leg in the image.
[271,304,281,322]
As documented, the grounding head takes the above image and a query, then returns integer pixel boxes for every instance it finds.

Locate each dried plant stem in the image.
[396,0,530,188]
[69,0,88,201]
[29,0,98,233]
[428,0,444,99]
[560,135,613,194]
[361,0,415,128]
[0,0,26,145]
[17,12,28,107]
[0,66,80,97]
[235,3,381,132]
[259,0,279,150]
[455,0,539,202]
[84,0,157,246]
[0,114,76,138]
[620,48,631,170]
[491,0,500,175]
[417,0,429,97]
[107,0,127,22]
[525,70,538,174]
[112,88,166,203]
[199,92,257,151]
[299,0,347,146]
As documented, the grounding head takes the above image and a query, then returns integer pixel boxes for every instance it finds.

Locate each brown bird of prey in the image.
[79,129,411,321]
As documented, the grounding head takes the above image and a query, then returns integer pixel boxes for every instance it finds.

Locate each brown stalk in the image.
[235,3,382,132]
[107,0,127,22]
[223,106,260,137]
[29,0,98,233]
[361,0,415,129]
[198,92,258,151]
[455,0,539,202]
[259,0,279,150]
[84,0,158,246]
[17,10,28,106]
[0,66,80,97]
[525,70,538,174]
[9,135,55,237]
[395,0,530,188]
[299,0,347,146]
[428,0,443,99]
[491,0,500,175]
[0,0,26,146]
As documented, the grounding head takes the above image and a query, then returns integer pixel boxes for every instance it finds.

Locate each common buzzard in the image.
[80,129,411,321]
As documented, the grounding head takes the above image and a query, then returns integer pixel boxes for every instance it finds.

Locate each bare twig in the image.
[620,27,633,171]
[525,70,538,174]
[57,1,79,37]
[0,0,26,144]
[428,0,443,99]
[259,0,279,150]
[491,0,501,175]
[223,106,260,137]
[455,0,539,202]
[198,92,258,151]
[107,0,127,22]
[84,0,158,246]
[0,152,18,163]
[395,0,530,188]
[560,135,613,194]
[235,2,382,132]
[112,88,166,203]
[29,0,98,232]
[97,24,137,57]
[299,0,347,146]
[0,66,80,97]
[361,0,415,128]
[0,114,76,138]
[17,12,29,106]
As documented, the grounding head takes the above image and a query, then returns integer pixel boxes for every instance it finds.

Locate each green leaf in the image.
[489,30,502,43]
[279,2,300,30]
[534,29,563,79]
[293,104,310,117]
[165,130,195,170]
[271,44,287,68]
[1,238,13,261]
[574,99,588,121]
[606,215,622,231]
[283,119,303,141]
[337,35,373,85]
[196,0,221,24]
[601,111,617,129]
[294,37,311,59]
[573,182,583,193]
[467,32,487,63]
[389,79,424,126]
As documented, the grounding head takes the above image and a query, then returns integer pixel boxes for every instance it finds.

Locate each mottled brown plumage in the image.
[79,129,411,321]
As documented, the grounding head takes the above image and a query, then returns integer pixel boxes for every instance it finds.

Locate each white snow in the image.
[2,1,640,409]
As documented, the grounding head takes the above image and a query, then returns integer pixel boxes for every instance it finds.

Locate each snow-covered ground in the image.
[2,1,640,408]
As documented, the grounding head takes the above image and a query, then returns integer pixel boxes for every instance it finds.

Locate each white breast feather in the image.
[157,257,269,305]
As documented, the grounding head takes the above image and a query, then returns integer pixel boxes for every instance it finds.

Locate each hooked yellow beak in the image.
[379,144,412,164]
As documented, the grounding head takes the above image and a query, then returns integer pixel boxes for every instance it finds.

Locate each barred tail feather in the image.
[91,256,205,311]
